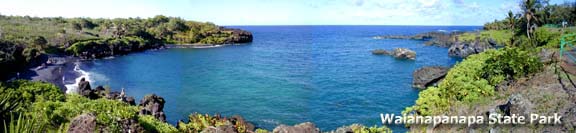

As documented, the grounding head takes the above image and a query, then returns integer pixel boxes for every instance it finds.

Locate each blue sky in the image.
[0,0,569,25]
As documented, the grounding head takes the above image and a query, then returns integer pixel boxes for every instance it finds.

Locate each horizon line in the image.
[222,24,484,27]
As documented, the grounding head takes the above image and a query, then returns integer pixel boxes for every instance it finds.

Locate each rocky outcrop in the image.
[68,113,97,133]
[222,28,253,44]
[139,94,166,122]
[77,78,92,97]
[77,82,136,105]
[231,115,255,131]
[498,94,534,117]
[448,36,493,58]
[273,122,320,133]
[412,66,449,89]
[371,49,389,55]
[201,125,236,133]
[372,48,416,60]
[374,31,464,47]
[119,118,145,133]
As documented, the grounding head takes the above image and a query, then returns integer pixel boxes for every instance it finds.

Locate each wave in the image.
[64,62,92,94]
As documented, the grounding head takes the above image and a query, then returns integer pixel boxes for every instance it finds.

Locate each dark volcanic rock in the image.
[77,78,92,97]
[68,113,97,133]
[392,48,416,60]
[223,28,253,44]
[371,49,389,55]
[273,122,320,133]
[120,118,145,133]
[125,96,136,106]
[139,94,167,122]
[412,66,449,89]
[231,115,255,131]
[448,36,493,58]
[374,31,464,47]
[202,125,237,133]
[498,94,533,117]
[372,48,416,60]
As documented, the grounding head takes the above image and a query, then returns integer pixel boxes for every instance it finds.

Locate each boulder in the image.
[77,78,92,97]
[392,48,416,60]
[273,122,320,133]
[412,66,449,89]
[120,118,145,133]
[448,36,493,58]
[371,49,389,55]
[201,125,236,133]
[538,48,557,64]
[372,48,416,60]
[498,94,533,117]
[231,115,255,131]
[125,96,136,106]
[139,94,167,122]
[68,113,97,133]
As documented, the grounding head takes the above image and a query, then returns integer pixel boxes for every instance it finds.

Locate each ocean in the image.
[66,25,481,132]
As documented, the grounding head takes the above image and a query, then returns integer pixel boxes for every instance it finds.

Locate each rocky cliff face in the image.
[222,28,253,44]
[448,36,494,58]
[412,66,449,89]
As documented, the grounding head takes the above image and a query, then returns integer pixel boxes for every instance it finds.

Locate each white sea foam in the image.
[65,62,92,94]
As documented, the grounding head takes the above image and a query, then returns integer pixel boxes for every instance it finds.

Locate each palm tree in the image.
[506,11,518,46]
[522,0,537,39]
[506,11,517,30]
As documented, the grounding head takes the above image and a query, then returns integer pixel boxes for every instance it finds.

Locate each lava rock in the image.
[391,48,416,60]
[120,118,145,133]
[371,49,389,55]
[412,66,449,89]
[139,94,167,122]
[201,125,236,133]
[448,36,493,58]
[68,113,97,133]
[273,122,320,133]
[77,78,92,97]
[372,48,416,60]
[498,94,533,117]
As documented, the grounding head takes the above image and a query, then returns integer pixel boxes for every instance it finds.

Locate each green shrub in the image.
[177,113,230,132]
[405,47,542,116]
[483,48,543,85]
[349,124,392,133]
[0,80,64,113]
[533,28,562,48]
[138,115,178,133]
[28,94,138,131]
[3,114,45,133]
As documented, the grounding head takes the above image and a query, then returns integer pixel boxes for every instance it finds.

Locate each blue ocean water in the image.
[79,26,480,132]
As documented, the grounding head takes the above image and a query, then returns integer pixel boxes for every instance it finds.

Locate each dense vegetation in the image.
[0,80,390,132]
[404,48,543,116]
[405,0,573,119]
[0,15,251,79]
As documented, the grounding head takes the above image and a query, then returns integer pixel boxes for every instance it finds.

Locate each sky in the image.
[0,0,570,26]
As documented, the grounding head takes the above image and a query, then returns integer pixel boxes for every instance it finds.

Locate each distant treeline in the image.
[484,0,576,30]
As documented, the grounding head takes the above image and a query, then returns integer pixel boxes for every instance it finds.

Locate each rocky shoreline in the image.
[374,31,500,58]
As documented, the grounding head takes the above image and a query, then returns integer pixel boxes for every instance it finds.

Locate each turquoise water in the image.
[79,26,480,131]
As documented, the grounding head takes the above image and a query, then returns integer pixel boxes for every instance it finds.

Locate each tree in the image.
[506,11,518,30]
[506,11,519,46]
[522,0,538,39]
